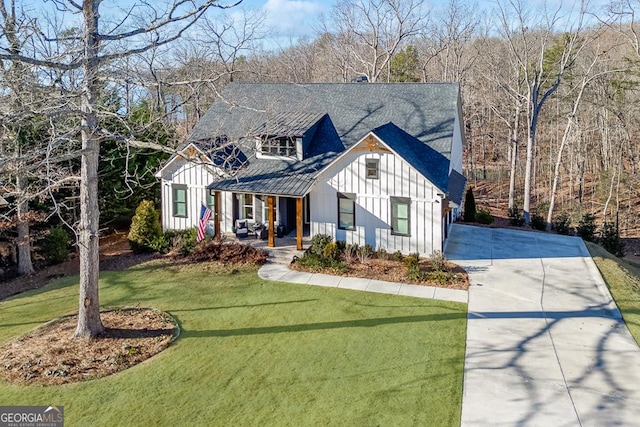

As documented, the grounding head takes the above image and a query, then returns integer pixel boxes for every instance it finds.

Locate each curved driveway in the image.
[445,224,640,426]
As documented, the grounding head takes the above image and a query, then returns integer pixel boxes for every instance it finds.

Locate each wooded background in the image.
[2,0,640,278]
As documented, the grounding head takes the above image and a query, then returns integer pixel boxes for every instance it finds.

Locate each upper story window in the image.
[261,136,296,157]
[365,159,379,179]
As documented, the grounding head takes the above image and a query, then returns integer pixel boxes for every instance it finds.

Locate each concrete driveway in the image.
[445,224,640,426]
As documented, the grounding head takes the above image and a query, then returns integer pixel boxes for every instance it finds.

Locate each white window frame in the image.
[261,136,296,157]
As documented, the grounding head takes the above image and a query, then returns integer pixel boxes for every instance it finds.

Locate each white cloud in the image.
[261,0,328,39]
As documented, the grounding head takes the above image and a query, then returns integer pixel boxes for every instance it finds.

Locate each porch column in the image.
[268,195,275,248]
[296,197,303,250]
[214,191,221,238]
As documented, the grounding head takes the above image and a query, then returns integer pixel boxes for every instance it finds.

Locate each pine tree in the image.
[464,188,476,222]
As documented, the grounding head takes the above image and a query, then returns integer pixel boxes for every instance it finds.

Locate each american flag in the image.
[197,203,212,242]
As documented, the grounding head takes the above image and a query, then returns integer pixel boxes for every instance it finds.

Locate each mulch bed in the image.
[0,308,178,385]
[291,258,469,290]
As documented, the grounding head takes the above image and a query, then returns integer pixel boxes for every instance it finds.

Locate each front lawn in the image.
[587,242,640,345]
[0,261,467,426]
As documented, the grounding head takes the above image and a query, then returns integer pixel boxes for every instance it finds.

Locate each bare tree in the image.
[418,0,479,83]
[330,0,427,82]
[0,0,241,338]
[545,37,624,229]
[496,0,588,224]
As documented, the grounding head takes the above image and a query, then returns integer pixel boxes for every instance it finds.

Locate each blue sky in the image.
[229,0,336,40]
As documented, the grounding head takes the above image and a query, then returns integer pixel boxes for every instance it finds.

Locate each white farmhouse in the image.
[156,83,466,255]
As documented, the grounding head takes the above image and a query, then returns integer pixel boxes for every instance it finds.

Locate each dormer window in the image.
[261,136,296,157]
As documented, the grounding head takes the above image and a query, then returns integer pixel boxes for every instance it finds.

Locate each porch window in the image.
[262,136,296,157]
[338,193,356,230]
[206,191,216,212]
[365,159,379,179]
[241,193,254,220]
[390,197,411,236]
[172,185,187,217]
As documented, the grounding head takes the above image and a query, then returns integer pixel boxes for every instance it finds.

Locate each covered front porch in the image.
[211,190,309,250]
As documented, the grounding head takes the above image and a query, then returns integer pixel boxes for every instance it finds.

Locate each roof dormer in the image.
[254,111,326,161]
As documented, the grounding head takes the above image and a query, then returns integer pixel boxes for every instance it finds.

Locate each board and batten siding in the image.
[159,159,222,231]
[310,148,443,255]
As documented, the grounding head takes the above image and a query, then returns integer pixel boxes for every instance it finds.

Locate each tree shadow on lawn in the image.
[169,299,320,313]
[180,312,466,338]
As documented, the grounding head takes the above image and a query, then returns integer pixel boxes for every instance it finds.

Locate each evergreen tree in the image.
[464,188,476,222]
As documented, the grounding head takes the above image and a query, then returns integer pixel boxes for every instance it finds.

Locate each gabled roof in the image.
[191,138,247,171]
[447,169,467,206]
[155,138,247,178]
[371,122,450,193]
[208,114,342,196]
[191,83,462,158]
[183,83,464,197]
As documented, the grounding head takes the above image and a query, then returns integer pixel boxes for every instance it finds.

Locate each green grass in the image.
[0,262,467,426]
[587,242,640,345]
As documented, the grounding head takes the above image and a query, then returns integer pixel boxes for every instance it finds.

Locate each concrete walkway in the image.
[258,263,467,303]
[445,224,640,426]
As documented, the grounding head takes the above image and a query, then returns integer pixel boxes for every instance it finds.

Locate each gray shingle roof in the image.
[191,82,460,156]
[371,122,450,193]
[447,169,467,206]
[188,83,462,197]
[252,111,326,137]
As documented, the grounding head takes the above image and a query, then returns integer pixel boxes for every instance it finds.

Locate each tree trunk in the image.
[546,81,590,229]
[522,130,534,225]
[16,175,33,276]
[508,104,520,209]
[546,124,571,230]
[74,0,103,338]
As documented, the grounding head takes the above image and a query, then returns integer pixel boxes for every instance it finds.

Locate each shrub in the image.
[344,244,358,263]
[376,247,389,260]
[530,214,547,231]
[427,271,451,286]
[404,253,420,270]
[553,213,572,235]
[357,244,373,263]
[406,265,425,281]
[128,200,163,253]
[463,188,476,222]
[577,213,597,242]
[42,226,71,265]
[167,228,198,256]
[429,250,446,272]
[475,208,494,225]
[599,221,625,257]
[310,234,332,256]
[188,240,268,265]
[323,241,340,260]
[507,206,524,227]
[295,252,348,273]
[392,251,404,262]
[335,240,346,253]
